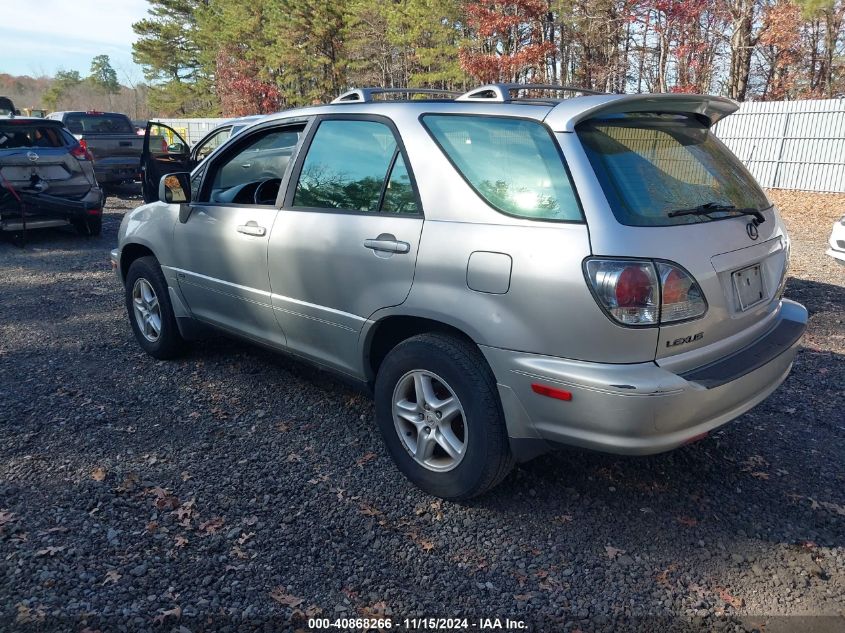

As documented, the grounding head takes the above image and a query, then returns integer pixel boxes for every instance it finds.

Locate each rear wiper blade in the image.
[667,202,765,225]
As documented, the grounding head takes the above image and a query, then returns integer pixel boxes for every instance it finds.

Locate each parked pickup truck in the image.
[46,111,143,186]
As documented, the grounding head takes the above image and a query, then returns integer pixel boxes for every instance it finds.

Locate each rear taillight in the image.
[70,139,93,161]
[585,258,706,327]
[657,262,706,323]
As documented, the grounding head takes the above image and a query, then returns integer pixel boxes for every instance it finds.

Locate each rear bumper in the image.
[94,159,141,183]
[1,189,103,231]
[482,299,808,459]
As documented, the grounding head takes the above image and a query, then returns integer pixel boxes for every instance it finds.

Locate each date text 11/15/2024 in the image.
[307,617,528,630]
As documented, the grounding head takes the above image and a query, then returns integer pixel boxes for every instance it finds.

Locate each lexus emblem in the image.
[26,151,39,162]
[746,221,759,240]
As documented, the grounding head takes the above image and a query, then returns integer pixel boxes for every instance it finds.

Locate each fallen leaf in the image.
[103,570,122,585]
[358,503,382,517]
[36,546,65,557]
[145,521,159,534]
[243,515,258,526]
[605,545,625,559]
[91,467,107,481]
[287,453,302,463]
[356,452,377,467]
[716,587,744,609]
[115,472,139,493]
[513,593,535,602]
[554,514,574,524]
[174,535,189,548]
[238,531,255,545]
[0,510,17,529]
[199,517,225,534]
[15,603,45,624]
[750,471,770,480]
[270,587,304,608]
[275,421,291,432]
[676,516,698,527]
[152,605,182,624]
[419,539,435,552]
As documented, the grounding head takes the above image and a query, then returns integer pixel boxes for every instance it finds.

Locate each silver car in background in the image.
[112,84,807,499]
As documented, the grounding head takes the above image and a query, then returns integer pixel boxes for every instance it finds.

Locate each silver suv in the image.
[112,85,807,499]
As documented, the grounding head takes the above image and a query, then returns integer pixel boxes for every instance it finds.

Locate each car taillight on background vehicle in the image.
[585,258,707,326]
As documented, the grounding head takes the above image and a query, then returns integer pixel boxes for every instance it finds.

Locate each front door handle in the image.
[364,236,410,254]
[237,220,266,237]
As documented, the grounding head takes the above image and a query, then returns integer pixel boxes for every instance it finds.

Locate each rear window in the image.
[63,113,133,135]
[577,114,770,226]
[422,115,581,222]
[0,124,68,149]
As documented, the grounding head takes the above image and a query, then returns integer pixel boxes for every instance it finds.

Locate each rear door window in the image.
[576,114,771,226]
[292,119,417,213]
[422,115,581,221]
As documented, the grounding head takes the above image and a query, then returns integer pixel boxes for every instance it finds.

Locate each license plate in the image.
[732,264,765,311]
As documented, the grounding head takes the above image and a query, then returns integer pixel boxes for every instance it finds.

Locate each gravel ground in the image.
[1,187,843,633]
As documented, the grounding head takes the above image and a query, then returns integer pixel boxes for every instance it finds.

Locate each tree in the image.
[88,55,120,107]
[42,70,82,110]
[132,0,215,115]
[460,0,557,83]
[797,0,845,95]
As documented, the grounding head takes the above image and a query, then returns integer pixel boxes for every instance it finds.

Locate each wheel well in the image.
[366,316,476,380]
[120,243,155,281]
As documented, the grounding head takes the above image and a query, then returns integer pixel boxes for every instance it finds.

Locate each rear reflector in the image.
[531,383,573,401]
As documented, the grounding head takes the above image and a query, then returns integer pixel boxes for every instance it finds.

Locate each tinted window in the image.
[201,125,304,205]
[195,127,231,161]
[577,115,771,226]
[423,115,581,221]
[382,154,417,214]
[64,113,133,134]
[0,124,67,149]
[293,120,398,212]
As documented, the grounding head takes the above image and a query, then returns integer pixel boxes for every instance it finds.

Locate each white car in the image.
[827,216,845,265]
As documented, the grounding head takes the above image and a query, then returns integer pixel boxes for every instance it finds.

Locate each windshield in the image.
[577,114,770,226]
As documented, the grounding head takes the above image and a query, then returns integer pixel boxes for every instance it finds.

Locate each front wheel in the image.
[374,333,514,499]
[124,256,184,359]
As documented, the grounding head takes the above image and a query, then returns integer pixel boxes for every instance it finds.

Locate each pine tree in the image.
[132,0,216,115]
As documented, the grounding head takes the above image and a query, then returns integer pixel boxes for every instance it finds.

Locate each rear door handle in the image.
[364,237,410,254]
[237,221,266,237]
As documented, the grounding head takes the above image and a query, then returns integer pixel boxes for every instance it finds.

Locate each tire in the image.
[124,255,185,359]
[73,215,102,237]
[374,333,514,499]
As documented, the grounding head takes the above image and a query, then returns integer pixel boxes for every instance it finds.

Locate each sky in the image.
[1,0,151,82]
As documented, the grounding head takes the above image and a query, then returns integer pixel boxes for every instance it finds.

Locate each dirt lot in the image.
[0,188,843,632]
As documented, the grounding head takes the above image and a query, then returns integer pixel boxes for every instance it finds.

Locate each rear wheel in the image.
[374,333,513,499]
[124,256,184,359]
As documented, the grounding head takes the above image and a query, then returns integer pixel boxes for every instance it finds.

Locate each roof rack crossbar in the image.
[332,87,462,104]
[456,83,605,102]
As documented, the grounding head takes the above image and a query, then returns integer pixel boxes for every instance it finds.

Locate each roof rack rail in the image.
[332,87,462,104]
[456,83,605,102]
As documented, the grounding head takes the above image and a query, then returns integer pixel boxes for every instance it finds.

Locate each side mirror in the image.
[159,172,191,205]
[167,142,186,154]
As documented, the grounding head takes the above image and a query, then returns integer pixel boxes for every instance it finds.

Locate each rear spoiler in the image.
[544,93,739,132]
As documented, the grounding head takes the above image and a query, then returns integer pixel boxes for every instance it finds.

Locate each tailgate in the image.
[81,134,143,162]
[0,147,93,196]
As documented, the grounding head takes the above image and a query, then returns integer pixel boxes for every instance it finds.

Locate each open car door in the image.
[142,122,192,203]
